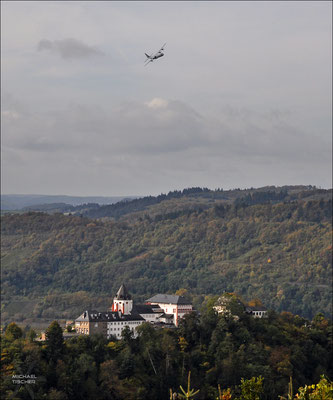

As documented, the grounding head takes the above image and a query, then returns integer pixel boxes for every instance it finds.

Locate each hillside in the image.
[1,187,332,325]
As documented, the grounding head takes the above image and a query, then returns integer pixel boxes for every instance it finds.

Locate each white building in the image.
[131,304,164,323]
[245,306,268,318]
[110,284,180,326]
[75,285,194,340]
[75,309,145,339]
[106,313,145,339]
[145,294,193,326]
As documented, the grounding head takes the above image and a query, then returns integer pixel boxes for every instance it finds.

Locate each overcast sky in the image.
[1,1,332,196]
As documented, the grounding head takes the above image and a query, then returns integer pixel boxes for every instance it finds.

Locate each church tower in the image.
[111,284,133,315]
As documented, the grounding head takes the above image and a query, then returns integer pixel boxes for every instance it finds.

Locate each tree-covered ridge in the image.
[1,197,332,323]
[75,185,332,219]
[2,186,330,218]
[1,309,332,399]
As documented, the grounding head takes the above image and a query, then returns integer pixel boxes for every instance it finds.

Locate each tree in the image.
[121,325,134,346]
[176,288,189,297]
[177,371,200,399]
[248,299,263,308]
[178,313,201,350]
[292,375,333,399]
[48,388,68,400]
[237,376,264,400]
[4,322,23,341]
[45,321,64,362]
[27,328,37,342]
[100,359,137,400]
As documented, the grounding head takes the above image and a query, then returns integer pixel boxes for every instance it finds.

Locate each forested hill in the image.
[1,188,332,324]
[2,186,330,217]
[77,185,332,219]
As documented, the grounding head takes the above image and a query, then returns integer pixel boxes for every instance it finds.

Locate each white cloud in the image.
[145,98,168,109]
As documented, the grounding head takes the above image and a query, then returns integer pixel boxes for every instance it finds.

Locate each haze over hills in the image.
[0,194,138,211]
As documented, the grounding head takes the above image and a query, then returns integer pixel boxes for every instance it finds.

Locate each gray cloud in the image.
[2,2,331,195]
[2,96,331,195]
[2,97,330,163]
[37,38,104,59]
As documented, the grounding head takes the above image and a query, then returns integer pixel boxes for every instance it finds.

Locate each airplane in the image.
[144,43,166,66]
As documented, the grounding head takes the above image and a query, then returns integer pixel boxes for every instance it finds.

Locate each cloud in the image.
[37,38,104,59]
[1,2,331,195]
[145,98,168,109]
[2,96,331,195]
[2,97,329,162]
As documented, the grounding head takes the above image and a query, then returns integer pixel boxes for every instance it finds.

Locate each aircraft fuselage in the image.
[152,52,164,59]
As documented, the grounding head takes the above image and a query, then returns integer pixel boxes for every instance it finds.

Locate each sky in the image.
[1,1,332,196]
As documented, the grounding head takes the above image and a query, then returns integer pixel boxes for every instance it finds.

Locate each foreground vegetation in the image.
[1,307,332,399]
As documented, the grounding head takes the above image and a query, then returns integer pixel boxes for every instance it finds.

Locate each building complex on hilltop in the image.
[74,286,266,341]
[75,284,193,339]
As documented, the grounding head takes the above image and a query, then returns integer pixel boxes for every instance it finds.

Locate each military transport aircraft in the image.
[144,43,166,66]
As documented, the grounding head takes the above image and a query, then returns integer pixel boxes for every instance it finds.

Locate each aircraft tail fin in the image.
[145,53,150,58]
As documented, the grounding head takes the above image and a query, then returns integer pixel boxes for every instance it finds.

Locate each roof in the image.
[152,322,177,329]
[76,310,144,322]
[115,284,132,300]
[158,313,174,319]
[132,304,163,314]
[246,306,267,312]
[146,294,191,305]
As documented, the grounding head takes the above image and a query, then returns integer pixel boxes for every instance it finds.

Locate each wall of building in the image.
[107,320,144,339]
[112,299,133,315]
[149,303,193,326]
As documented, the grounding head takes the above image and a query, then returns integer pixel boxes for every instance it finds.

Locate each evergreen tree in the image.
[45,321,64,362]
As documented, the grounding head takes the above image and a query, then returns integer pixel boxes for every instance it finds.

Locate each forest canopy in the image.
[1,308,332,399]
[1,186,332,324]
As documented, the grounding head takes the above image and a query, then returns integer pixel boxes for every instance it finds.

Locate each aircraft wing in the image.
[144,59,153,66]
[159,42,166,51]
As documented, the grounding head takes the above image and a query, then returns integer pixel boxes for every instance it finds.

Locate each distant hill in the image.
[1,185,331,325]
[1,194,137,211]
[78,185,332,219]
